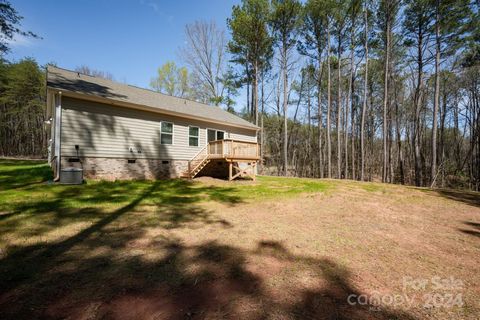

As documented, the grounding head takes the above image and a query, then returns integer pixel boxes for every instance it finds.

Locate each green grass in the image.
[0,159,52,190]
[0,160,332,249]
[0,159,334,318]
[231,175,331,199]
[0,160,331,215]
[358,182,387,193]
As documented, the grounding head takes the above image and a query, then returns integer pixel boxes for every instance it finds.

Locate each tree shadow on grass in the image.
[0,178,241,290]
[0,160,52,190]
[0,179,239,239]
[0,234,418,319]
[458,221,480,238]
[433,189,480,208]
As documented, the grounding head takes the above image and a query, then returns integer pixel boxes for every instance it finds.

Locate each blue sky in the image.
[7,0,238,88]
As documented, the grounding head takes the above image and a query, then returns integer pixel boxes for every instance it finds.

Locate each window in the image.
[160,122,173,145]
[207,129,216,142]
[207,129,226,142]
[189,126,199,147]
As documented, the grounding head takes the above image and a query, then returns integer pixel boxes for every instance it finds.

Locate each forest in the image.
[1,0,479,190]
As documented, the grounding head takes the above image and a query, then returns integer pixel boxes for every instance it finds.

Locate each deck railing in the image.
[207,139,259,159]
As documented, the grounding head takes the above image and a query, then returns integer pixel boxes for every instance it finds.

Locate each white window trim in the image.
[188,126,200,147]
[206,128,227,144]
[160,121,174,145]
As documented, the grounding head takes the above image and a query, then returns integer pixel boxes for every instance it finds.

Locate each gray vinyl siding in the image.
[60,97,257,160]
[229,130,257,143]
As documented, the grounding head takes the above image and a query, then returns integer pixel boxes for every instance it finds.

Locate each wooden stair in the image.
[189,158,210,179]
[181,145,209,179]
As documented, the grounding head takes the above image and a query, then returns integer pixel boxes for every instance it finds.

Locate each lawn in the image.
[0,159,479,319]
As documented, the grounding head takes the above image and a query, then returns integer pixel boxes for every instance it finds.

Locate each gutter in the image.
[53,91,62,181]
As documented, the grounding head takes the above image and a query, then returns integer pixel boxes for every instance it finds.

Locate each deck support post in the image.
[228,161,257,181]
[252,162,256,181]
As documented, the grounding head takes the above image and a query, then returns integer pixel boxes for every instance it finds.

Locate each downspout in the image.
[54,91,62,181]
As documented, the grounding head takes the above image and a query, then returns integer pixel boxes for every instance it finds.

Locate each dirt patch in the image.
[0,179,479,319]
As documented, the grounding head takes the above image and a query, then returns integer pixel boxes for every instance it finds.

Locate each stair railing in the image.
[188,144,209,177]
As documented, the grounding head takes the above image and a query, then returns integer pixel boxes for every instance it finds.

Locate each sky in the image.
[7,0,239,89]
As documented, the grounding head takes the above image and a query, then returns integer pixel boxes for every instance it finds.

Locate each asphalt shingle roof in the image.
[47,66,258,130]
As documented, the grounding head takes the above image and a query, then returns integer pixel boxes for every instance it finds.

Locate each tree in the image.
[360,0,369,181]
[327,15,333,178]
[150,61,190,98]
[220,67,240,113]
[270,0,302,176]
[75,65,114,80]
[332,0,348,179]
[227,0,273,125]
[430,0,471,186]
[345,0,361,180]
[237,0,480,190]
[299,0,331,178]
[0,0,38,55]
[0,58,45,156]
[179,20,227,105]
[377,0,400,183]
[403,0,434,186]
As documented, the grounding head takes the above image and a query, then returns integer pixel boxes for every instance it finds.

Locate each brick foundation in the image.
[60,157,188,180]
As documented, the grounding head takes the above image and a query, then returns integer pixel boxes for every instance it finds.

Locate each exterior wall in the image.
[60,96,257,161]
[61,157,188,180]
[229,131,257,143]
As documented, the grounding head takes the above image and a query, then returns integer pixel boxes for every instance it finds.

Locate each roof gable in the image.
[46,66,258,130]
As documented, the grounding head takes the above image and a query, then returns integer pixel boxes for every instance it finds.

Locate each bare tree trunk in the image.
[388,106,394,182]
[260,72,265,174]
[318,56,324,178]
[254,60,259,126]
[361,6,368,181]
[439,89,446,187]
[327,21,332,178]
[337,38,343,179]
[413,27,424,187]
[395,97,405,184]
[283,44,288,176]
[351,78,356,180]
[431,0,440,186]
[346,32,355,179]
[382,14,390,183]
[307,83,312,176]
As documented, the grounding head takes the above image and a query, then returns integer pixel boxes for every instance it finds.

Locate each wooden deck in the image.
[186,139,259,180]
[207,139,260,160]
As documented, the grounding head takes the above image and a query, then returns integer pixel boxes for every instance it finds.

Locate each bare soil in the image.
[0,174,479,319]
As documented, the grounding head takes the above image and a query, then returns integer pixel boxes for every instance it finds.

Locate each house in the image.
[45,66,260,181]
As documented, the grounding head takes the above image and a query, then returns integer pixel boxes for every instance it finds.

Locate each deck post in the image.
[228,161,233,181]
[253,162,256,181]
